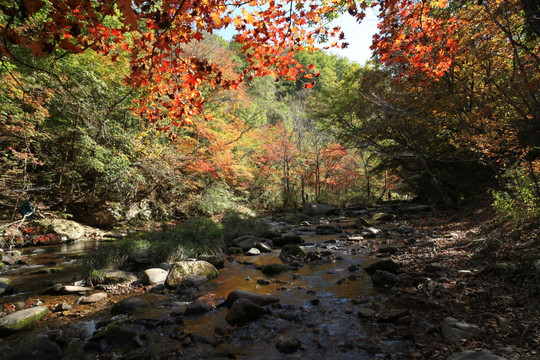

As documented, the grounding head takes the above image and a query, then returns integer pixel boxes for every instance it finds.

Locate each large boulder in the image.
[303,203,338,216]
[0,306,49,336]
[1,250,22,265]
[165,261,218,290]
[34,219,85,241]
[87,202,123,228]
[226,290,280,307]
[442,317,482,344]
[225,298,267,325]
[279,245,307,262]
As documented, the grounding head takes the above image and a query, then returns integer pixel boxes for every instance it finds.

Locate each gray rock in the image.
[80,292,107,304]
[143,268,168,285]
[447,351,507,360]
[279,244,307,262]
[184,299,214,315]
[371,270,401,286]
[261,263,288,276]
[225,298,267,325]
[442,317,482,344]
[34,218,85,240]
[1,250,22,265]
[358,308,377,318]
[61,285,93,294]
[255,242,273,253]
[165,260,218,290]
[97,269,137,284]
[232,235,269,252]
[276,335,301,353]
[246,248,261,256]
[198,255,225,268]
[226,290,280,307]
[0,306,49,336]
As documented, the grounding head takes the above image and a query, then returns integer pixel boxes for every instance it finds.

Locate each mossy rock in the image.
[261,263,289,276]
[0,306,49,336]
[97,269,137,284]
[31,267,63,275]
[279,245,307,263]
[34,218,85,240]
[164,261,219,290]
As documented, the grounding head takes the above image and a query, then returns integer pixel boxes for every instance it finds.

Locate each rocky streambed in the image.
[0,205,525,360]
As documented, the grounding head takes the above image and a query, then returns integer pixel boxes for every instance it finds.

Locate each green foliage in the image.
[82,217,224,278]
[193,182,243,217]
[221,213,273,243]
[491,164,540,226]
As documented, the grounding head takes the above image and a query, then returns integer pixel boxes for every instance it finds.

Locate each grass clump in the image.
[81,217,225,280]
[221,212,273,244]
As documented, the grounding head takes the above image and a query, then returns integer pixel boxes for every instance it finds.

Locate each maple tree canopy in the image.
[0,0,369,131]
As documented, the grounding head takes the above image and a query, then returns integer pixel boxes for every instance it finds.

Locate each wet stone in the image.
[261,263,288,276]
[442,317,482,344]
[111,296,146,315]
[143,268,168,285]
[358,308,377,318]
[276,335,301,353]
[225,298,267,325]
[0,306,49,336]
[246,248,261,256]
[53,303,72,312]
[226,290,280,306]
[80,292,107,304]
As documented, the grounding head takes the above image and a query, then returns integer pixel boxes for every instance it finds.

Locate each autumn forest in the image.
[0,1,539,359]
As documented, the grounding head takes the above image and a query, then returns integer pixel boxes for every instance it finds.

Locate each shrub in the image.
[221,212,273,243]
[491,163,540,227]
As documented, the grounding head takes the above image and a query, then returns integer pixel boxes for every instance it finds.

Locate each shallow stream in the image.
[0,219,421,359]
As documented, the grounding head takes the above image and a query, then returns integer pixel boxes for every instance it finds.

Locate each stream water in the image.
[0,218,422,359]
